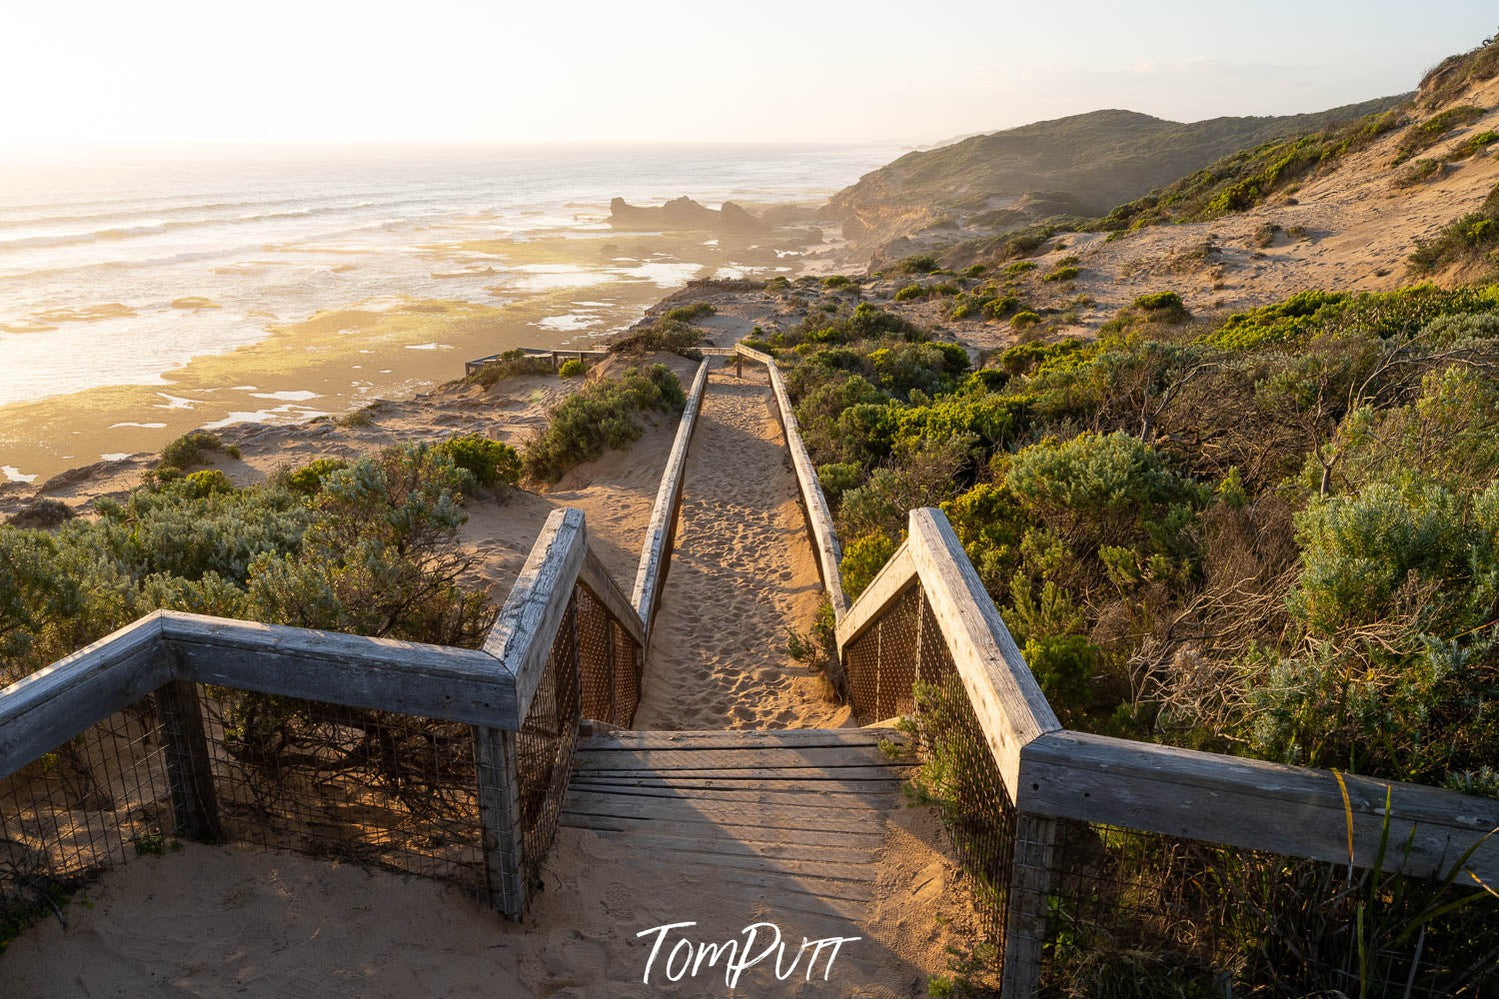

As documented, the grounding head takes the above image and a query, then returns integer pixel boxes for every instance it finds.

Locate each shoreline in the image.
[0,192,851,486]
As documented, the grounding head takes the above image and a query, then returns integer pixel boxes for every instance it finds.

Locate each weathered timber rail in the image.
[463,347,610,377]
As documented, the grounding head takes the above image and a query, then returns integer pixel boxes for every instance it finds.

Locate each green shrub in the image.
[1410,181,1499,273]
[1042,265,1081,283]
[899,254,939,274]
[1393,157,1443,187]
[467,350,554,387]
[818,461,865,507]
[181,469,235,498]
[522,365,685,482]
[1454,129,1499,159]
[1391,105,1486,165]
[1010,311,1042,330]
[284,458,350,496]
[1132,290,1190,323]
[894,283,928,302]
[610,318,705,359]
[558,358,587,378]
[434,434,523,490]
[1000,260,1038,276]
[840,531,899,600]
[822,275,856,290]
[982,294,1025,320]
[663,301,715,323]
[160,430,227,470]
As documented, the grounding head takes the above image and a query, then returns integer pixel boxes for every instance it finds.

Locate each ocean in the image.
[0,143,895,481]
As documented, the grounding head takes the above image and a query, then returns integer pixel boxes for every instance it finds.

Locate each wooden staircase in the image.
[560,728,912,920]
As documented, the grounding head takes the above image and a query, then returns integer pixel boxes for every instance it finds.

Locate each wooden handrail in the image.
[0,614,172,780]
[632,360,710,641]
[841,507,1499,888]
[1021,729,1499,883]
[907,509,1061,794]
[835,539,916,650]
[0,506,651,783]
[484,508,589,721]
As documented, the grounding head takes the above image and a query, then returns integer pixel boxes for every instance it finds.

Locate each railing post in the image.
[1002,811,1057,997]
[152,678,223,843]
[475,725,526,919]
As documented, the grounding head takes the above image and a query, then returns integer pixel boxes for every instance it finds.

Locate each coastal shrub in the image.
[1393,157,1443,187]
[283,457,349,496]
[1391,105,1486,165]
[1093,105,1407,228]
[610,318,705,359]
[334,408,376,429]
[522,365,685,482]
[468,350,554,387]
[840,531,899,601]
[1042,264,1081,283]
[160,430,228,470]
[1000,260,1038,276]
[982,294,1024,320]
[434,434,522,490]
[1409,181,1499,272]
[181,469,235,498]
[6,499,74,530]
[997,339,1090,378]
[1132,290,1190,323]
[963,264,987,278]
[899,254,939,274]
[663,301,716,324]
[893,283,927,302]
[1010,311,1042,330]
[822,275,856,290]
[247,444,489,645]
[817,461,865,508]
[1454,129,1499,158]
[558,358,587,378]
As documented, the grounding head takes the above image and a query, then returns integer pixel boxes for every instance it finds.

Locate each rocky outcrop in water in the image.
[608,196,766,232]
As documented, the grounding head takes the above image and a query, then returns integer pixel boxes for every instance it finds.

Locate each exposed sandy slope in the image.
[943,74,1499,351]
[633,364,849,730]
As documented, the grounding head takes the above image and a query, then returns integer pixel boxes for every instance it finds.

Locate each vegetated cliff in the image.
[827,99,1404,255]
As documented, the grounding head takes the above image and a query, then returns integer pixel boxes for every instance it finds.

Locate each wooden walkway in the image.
[560,728,912,920]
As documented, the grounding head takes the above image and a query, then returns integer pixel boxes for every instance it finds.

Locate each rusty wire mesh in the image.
[514,591,582,889]
[198,689,485,893]
[576,584,641,728]
[843,582,920,724]
[1,702,173,936]
[1039,819,1499,996]
[842,582,1017,971]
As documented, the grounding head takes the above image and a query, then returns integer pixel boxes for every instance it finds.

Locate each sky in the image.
[2,1,1496,150]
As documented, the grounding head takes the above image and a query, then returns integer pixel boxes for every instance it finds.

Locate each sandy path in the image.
[632,365,848,731]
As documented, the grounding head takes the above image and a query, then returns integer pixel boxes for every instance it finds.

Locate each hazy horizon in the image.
[4,2,1497,152]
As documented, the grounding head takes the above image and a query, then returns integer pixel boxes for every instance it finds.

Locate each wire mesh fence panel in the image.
[514,593,582,890]
[1041,819,1499,997]
[0,703,173,934]
[198,689,485,895]
[611,618,642,727]
[844,582,921,724]
[575,583,641,728]
[909,587,1018,969]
